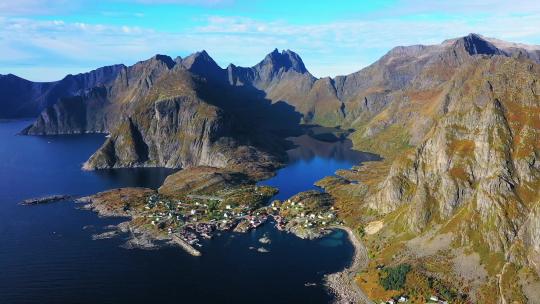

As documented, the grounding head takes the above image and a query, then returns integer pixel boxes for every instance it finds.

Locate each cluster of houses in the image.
[139,192,339,249]
[275,199,338,229]
[142,193,274,245]
[178,228,199,246]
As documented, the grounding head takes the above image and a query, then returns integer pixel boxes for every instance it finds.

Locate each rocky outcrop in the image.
[83,94,231,169]
[158,166,250,197]
[22,55,177,135]
[81,67,283,178]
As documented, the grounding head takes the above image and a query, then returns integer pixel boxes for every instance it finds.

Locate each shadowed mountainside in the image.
[20,52,305,177]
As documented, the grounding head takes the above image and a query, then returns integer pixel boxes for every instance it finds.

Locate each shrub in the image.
[379,264,412,290]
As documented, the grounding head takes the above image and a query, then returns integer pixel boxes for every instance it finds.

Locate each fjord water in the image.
[259,134,380,200]
[0,120,374,304]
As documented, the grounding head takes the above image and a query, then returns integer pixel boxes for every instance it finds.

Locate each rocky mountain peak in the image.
[150,54,176,69]
[258,48,308,74]
[182,50,219,70]
[0,73,22,81]
[454,33,503,56]
[181,50,224,80]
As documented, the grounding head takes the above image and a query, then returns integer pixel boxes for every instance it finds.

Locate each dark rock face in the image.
[22,87,111,135]
[0,65,124,119]
[180,50,225,81]
[459,33,503,55]
[85,95,231,170]
[252,48,310,83]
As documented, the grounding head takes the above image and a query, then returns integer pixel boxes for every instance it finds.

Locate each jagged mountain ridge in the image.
[81,65,294,177]
[6,33,540,127]
[17,33,540,177]
[21,50,306,176]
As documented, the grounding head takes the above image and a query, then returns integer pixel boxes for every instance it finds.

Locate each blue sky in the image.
[2,0,540,81]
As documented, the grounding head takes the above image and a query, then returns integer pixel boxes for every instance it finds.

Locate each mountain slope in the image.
[317,36,540,302]
[0,65,123,119]
[82,66,286,178]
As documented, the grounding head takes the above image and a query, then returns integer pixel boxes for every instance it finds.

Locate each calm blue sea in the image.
[0,120,375,304]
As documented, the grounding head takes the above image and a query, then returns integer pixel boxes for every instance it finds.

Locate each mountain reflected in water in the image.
[287,134,381,164]
[258,133,380,201]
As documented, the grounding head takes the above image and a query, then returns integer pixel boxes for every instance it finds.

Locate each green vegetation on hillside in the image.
[380,264,411,290]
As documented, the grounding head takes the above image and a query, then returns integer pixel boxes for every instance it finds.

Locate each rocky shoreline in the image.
[78,193,203,256]
[324,226,373,304]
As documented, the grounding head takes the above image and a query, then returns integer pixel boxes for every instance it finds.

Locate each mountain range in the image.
[3,33,540,302]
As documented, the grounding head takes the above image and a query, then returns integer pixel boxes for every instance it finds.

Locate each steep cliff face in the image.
[330,56,540,301]
[22,87,112,135]
[82,68,282,178]
[309,36,540,301]
[0,64,123,119]
[84,95,231,169]
[19,51,297,176]
[341,34,540,158]
[368,57,539,243]
[22,55,176,135]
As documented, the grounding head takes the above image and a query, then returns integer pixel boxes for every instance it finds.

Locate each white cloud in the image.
[2,2,540,81]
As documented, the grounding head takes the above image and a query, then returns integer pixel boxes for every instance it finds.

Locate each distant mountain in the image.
[0,65,124,119]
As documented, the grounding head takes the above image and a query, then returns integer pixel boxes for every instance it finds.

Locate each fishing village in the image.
[77,167,342,256]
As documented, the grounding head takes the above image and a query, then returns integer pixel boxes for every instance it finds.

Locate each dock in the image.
[171,235,202,256]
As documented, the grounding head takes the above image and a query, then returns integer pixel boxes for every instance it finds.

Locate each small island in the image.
[20,194,72,205]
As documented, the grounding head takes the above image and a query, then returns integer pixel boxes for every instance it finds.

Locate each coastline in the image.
[324,226,373,304]
[77,195,203,257]
[171,234,202,256]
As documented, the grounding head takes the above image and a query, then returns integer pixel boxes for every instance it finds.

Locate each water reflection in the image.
[93,168,176,190]
[287,134,381,163]
[259,134,381,200]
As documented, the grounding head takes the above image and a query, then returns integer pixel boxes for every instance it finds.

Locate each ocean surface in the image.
[0,120,377,304]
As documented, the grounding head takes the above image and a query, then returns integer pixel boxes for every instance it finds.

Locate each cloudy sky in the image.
[2,0,540,81]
